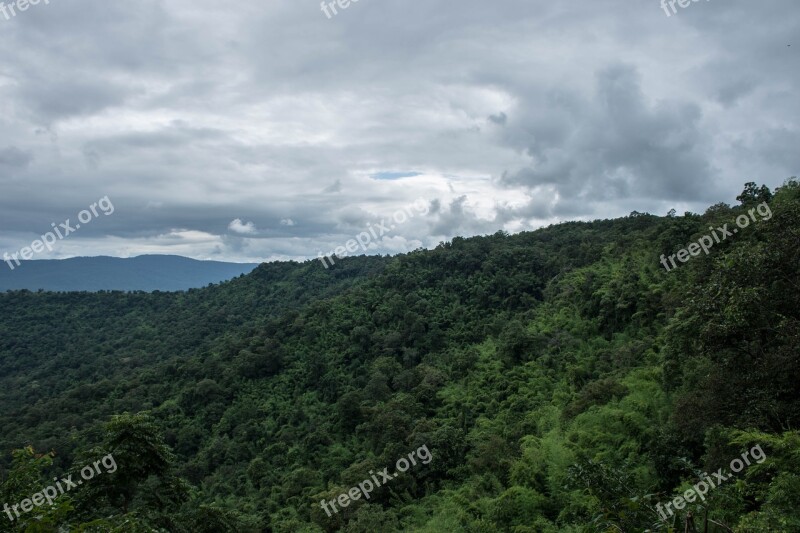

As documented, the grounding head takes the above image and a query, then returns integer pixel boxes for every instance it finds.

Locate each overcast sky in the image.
[0,0,797,263]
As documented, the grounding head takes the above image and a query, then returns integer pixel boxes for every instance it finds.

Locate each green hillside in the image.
[0,180,798,532]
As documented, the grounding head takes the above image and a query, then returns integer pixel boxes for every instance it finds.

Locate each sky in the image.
[0,0,797,263]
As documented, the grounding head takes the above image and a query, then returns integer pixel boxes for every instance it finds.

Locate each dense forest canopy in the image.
[0,179,798,532]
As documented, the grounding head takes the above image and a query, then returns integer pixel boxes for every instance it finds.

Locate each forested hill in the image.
[0,181,798,532]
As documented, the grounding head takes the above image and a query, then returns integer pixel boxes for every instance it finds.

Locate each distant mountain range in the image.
[0,255,260,292]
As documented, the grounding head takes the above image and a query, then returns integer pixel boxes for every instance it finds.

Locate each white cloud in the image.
[228,219,257,235]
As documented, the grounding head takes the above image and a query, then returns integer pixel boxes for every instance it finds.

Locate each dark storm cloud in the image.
[499,65,716,206]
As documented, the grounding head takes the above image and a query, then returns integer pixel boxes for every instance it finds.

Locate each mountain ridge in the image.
[0,254,260,292]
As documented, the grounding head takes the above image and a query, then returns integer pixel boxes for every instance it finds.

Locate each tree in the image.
[77,412,189,518]
[0,447,72,532]
[736,181,773,206]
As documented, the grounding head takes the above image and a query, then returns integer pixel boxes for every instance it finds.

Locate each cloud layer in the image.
[0,0,797,262]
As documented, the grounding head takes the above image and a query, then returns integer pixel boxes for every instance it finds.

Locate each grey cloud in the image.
[488,113,507,126]
[16,78,136,123]
[714,78,758,108]
[0,0,796,262]
[499,64,717,210]
[0,147,32,168]
[323,180,343,193]
[428,196,500,238]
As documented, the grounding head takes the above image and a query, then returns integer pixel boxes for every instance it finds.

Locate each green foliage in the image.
[0,181,797,531]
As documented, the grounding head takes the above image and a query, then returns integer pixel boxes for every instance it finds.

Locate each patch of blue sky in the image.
[370,171,422,180]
